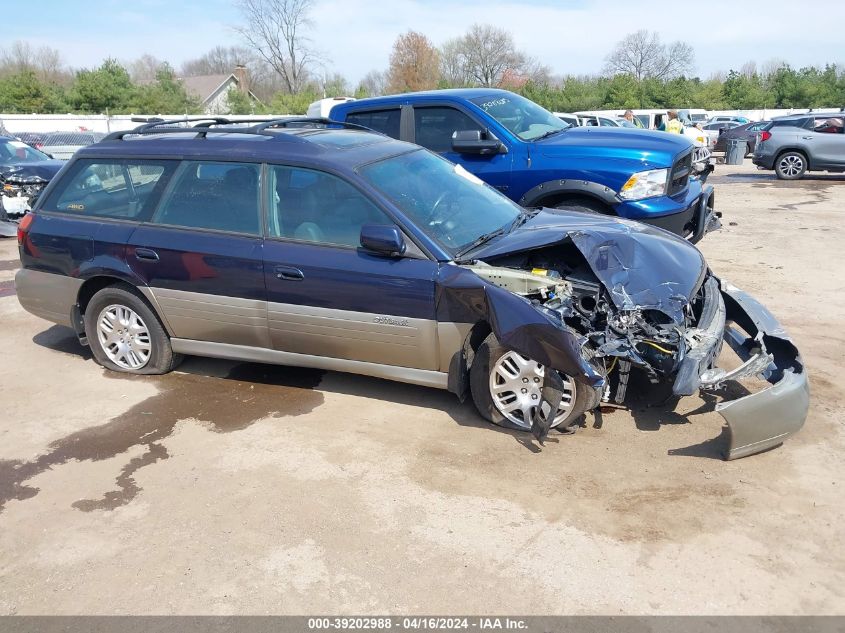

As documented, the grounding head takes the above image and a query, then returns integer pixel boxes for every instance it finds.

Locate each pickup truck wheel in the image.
[84,285,181,375]
[555,199,611,215]
[775,151,807,180]
[470,333,588,432]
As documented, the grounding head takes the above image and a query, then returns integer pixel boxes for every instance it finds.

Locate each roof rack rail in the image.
[250,117,373,133]
[103,116,375,141]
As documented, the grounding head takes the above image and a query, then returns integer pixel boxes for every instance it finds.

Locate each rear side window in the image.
[152,161,261,235]
[345,109,401,139]
[812,117,844,134]
[414,106,483,152]
[44,159,173,219]
[766,118,810,130]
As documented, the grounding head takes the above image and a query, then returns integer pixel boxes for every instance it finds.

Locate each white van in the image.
[306,97,357,119]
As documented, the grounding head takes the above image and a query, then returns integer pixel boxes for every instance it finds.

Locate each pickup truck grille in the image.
[668,151,692,196]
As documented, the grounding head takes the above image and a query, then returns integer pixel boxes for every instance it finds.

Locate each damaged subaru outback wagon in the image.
[15,118,808,459]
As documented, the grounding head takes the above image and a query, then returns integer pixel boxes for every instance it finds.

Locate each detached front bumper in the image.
[675,277,809,459]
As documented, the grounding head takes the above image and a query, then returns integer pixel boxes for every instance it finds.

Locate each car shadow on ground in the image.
[32,324,736,460]
[710,171,845,185]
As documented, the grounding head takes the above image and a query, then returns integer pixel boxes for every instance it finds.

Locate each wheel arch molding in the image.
[518,179,619,209]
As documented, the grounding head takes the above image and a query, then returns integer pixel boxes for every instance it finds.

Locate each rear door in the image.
[411,104,513,194]
[127,160,268,348]
[22,158,173,323]
[262,164,440,370]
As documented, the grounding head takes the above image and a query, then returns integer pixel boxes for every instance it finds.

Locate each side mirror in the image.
[451,129,504,155]
[360,224,406,257]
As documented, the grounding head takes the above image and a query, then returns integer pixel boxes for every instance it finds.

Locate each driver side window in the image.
[414,106,483,153]
[268,165,392,248]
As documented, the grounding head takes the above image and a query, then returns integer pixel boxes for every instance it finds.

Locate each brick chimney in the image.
[233,64,249,95]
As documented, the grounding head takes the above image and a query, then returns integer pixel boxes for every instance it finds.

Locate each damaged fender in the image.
[435,263,604,393]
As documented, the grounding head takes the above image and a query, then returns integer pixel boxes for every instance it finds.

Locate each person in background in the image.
[622,110,644,128]
[659,110,683,134]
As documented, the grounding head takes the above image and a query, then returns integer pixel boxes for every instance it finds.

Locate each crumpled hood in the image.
[0,160,63,183]
[473,208,707,323]
[537,127,693,170]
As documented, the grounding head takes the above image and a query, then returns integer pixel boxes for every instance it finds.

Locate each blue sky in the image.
[9,0,844,84]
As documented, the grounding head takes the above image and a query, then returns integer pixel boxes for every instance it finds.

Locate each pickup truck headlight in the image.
[619,168,669,200]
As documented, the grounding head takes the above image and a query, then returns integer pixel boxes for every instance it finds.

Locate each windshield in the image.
[358,150,522,255]
[0,140,51,164]
[470,93,568,141]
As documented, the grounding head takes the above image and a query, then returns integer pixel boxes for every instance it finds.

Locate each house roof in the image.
[180,74,234,104]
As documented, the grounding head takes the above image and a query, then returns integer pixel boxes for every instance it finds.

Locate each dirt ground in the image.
[0,162,843,615]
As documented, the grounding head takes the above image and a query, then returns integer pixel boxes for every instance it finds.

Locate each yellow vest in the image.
[666,118,683,134]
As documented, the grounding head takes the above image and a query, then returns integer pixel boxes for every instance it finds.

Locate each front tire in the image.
[469,333,589,432]
[775,151,807,180]
[84,285,180,375]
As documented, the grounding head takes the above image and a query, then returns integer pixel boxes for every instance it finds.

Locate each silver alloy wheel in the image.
[96,304,152,370]
[489,350,577,429]
[778,154,804,177]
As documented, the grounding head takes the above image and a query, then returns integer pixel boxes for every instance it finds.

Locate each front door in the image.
[127,160,268,348]
[805,117,845,166]
[263,164,440,370]
[411,105,514,195]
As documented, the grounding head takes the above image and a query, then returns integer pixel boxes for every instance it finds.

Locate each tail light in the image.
[759,130,772,142]
[17,212,34,245]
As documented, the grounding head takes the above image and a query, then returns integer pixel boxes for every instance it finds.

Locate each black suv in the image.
[14,118,808,459]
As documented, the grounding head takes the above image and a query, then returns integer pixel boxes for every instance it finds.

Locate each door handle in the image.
[274,265,304,281]
[135,248,159,261]
[801,136,814,139]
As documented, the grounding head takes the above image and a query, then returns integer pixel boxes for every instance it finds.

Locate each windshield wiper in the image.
[454,227,508,261]
[533,128,567,142]
[509,208,535,230]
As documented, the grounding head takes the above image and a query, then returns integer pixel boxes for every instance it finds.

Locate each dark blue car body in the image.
[329,89,716,241]
[14,120,806,459]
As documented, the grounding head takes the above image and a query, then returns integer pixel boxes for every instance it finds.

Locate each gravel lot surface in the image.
[0,162,843,614]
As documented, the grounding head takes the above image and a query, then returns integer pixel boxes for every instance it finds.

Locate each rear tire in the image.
[775,151,807,180]
[469,333,590,432]
[84,285,181,375]
[555,199,611,215]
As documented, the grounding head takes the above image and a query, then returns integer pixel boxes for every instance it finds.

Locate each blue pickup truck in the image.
[329,89,718,242]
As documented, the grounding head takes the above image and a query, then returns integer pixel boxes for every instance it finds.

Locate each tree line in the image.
[0,1,843,116]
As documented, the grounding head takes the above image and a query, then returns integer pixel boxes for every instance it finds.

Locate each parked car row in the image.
[10,87,809,459]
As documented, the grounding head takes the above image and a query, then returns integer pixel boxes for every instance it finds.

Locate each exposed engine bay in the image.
[455,224,808,460]
[465,243,697,394]
[0,174,49,220]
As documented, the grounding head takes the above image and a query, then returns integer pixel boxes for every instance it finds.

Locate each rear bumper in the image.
[752,152,775,169]
[675,277,809,460]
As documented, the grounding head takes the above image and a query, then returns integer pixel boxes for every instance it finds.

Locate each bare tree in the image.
[356,69,387,97]
[440,24,543,88]
[234,0,320,94]
[0,40,67,83]
[181,45,254,76]
[439,38,472,87]
[603,30,694,81]
[128,54,166,82]
[386,31,440,93]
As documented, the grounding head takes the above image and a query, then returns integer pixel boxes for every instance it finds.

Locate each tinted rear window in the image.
[345,109,401,139]
[766,118,810,130]
[43,159,174,219]
[151,161,261,235]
